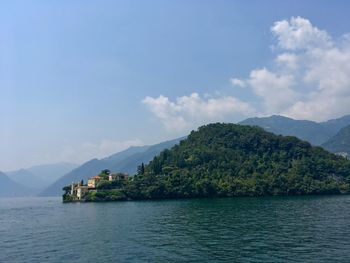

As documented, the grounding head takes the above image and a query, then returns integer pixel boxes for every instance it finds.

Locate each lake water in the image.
[1,195,350,262]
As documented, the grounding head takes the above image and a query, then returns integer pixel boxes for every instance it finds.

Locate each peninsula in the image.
[63,170,129,202]
[63,123,350,202]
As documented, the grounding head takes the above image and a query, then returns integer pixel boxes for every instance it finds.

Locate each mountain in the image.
[103,145,150,164]
[122,123,350,200]
[322,125,350,158]
[6,169,46,191]
[0,171,33,197]
[40,137,184,196]
[40,159,107,196]
[239,114,350,146]
[322,115,350,135]
[27,162,79,184]
[108,138,185,173]
[5,162,79,196]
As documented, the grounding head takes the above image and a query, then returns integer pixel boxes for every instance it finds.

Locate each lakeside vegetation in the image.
[64,123,350,202]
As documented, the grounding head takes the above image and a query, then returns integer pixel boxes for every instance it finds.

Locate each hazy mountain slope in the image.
[39,159,108,197]
[28,162,79,184]
[322,115,350,135]
[322,125,350,157]
[4,162,79,196]
[109,138,185,174]
[6,169,46,190]
[40,138,183,196]
[104,145,150,164]
[0,171,33,197]
[239,115,350,145]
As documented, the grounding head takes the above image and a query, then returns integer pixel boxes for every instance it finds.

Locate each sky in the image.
[1,0,350,171]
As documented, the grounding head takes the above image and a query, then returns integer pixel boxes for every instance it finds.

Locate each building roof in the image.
[110,173,128,177]
[77,185,88,189]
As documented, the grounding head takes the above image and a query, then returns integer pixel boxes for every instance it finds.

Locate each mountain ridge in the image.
[5,162,79,196]
[239,114,350,146]
[0,171,34,197]
[40,137,184,196]
[120,123,350,200]
[322,125,350,157]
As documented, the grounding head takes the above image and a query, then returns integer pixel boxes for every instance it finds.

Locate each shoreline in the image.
[62,191,349,203]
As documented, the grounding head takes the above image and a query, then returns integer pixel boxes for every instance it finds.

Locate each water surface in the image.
[1,195,350,262]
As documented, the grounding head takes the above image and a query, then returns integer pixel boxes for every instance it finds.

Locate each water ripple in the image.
[1,196,350,262]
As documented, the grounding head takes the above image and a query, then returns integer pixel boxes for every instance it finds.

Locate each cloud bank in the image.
[144,17,350,132]
[143,93,255,132]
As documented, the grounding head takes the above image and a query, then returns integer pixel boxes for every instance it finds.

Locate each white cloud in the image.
[143,93,255,132]
[237,16,350,121]
[247,68,297,113]
[282,45,350,120]
[271,16,332,50]
[230,78,247,88]
[142,95,188,131]
[276,53,299,71]
[144,17,350,129]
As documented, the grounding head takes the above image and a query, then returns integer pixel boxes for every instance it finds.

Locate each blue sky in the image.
[1,0,350,170]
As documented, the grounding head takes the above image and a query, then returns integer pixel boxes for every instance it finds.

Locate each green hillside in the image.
[122,123,350,200]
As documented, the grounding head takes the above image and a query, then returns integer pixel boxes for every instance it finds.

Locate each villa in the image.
[63,171,129,202]
[109,173,128,181]
[88,176,101,188]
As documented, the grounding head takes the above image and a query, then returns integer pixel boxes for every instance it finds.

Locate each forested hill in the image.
[124,123,350,199]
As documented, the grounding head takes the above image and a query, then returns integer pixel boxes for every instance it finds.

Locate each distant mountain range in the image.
[4,162,79,196]
[6,169,45,191]
[101,123,350,201]
[239,115,350,146]
[322,125,350,157]
[0,171,34,197]
[26,162,79,183]
[40,137,185,196]
[2,114,350,198]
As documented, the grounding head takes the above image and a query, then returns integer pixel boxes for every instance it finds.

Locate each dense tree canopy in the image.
[123,123,350,200]
[69,123,350,202]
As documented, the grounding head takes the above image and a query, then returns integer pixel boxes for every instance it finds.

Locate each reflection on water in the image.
[1,196,350,262]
